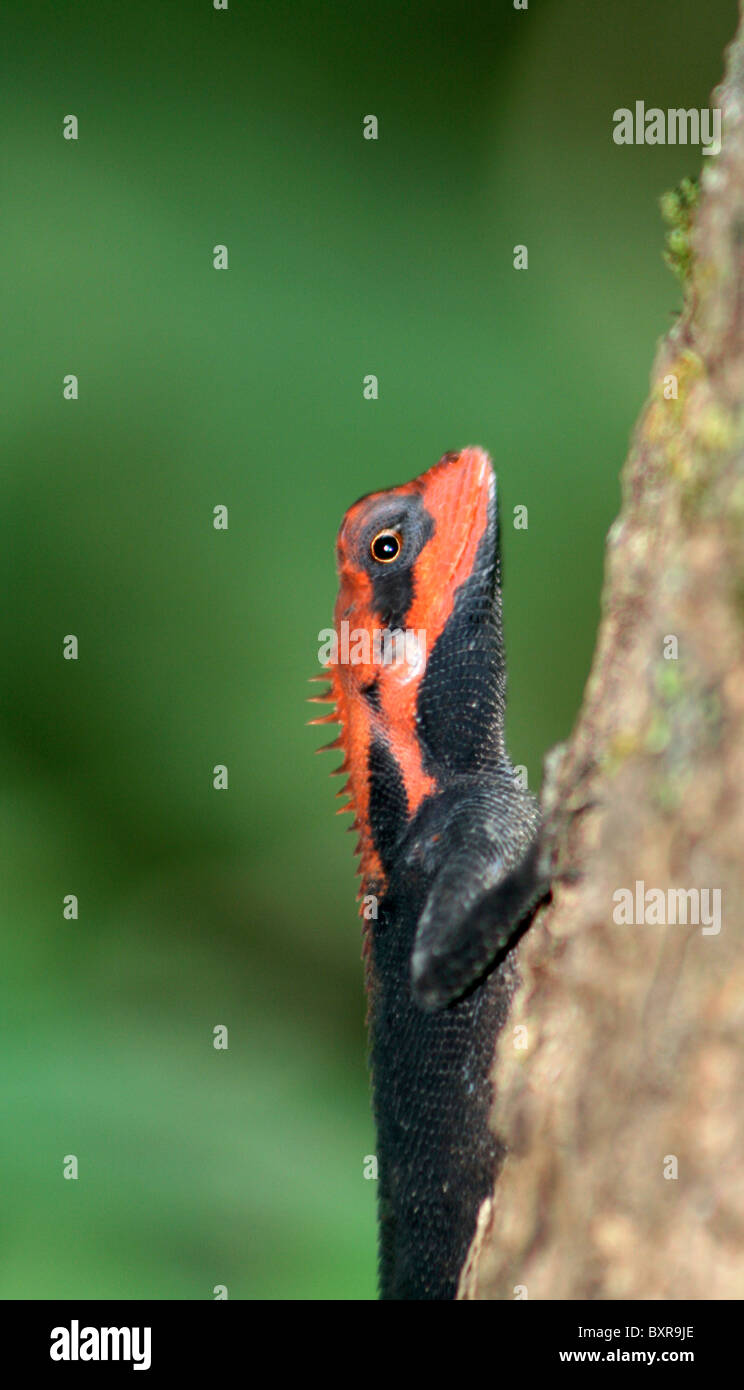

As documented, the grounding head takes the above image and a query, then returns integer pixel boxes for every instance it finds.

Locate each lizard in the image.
[311,446,549,1300]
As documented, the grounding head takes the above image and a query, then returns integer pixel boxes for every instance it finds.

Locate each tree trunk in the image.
[460,6,744,1301]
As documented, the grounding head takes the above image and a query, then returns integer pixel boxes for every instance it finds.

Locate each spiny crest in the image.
[307,667,354,811]
[307,666,382,899]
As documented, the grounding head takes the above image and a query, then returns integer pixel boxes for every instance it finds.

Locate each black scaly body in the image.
[320,449,547,1299]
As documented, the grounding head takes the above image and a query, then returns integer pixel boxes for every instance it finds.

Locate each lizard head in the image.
[334,446,495,644]
[312,447,501,894]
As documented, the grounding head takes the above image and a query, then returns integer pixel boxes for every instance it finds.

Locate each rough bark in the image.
[460,8,744,1301]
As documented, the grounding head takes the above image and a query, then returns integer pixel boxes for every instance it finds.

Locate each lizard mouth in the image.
[401,447,497,638]
[412,447,496,592]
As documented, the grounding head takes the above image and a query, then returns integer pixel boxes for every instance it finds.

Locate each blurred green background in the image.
[1,0,736,1299]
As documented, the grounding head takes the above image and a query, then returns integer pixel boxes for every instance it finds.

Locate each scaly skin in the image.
[313,448,546,1299]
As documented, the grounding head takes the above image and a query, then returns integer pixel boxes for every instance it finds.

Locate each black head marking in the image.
[350,492,435,630]
[361,678,382,712]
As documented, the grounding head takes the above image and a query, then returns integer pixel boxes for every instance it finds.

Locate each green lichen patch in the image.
[660,175,700,285]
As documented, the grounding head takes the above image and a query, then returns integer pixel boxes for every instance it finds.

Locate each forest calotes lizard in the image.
[312,447,547,1299]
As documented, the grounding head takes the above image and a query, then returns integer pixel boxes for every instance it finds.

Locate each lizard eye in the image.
[370,529,402,563]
